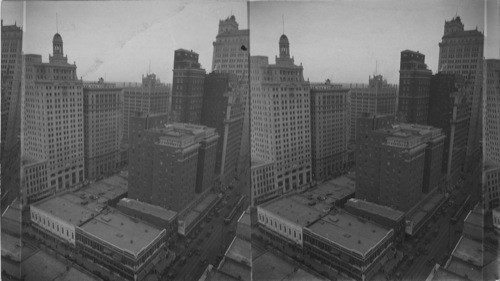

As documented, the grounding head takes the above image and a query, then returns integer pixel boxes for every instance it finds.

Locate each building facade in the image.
[83,78,122,180]
[428,73,469,187]
[438,16,484,171]
[398,50,432,125]
[251,157,277,206]
[128,123,218,212]
[484,59,500,165]
[251,35,312,194]
[201,72,244,185]
[21,157,48,204]
[349,75,398,144]
[310,81,350,181]
[122,74,170,144]
[171,49,206,124]
[22,33,84,201]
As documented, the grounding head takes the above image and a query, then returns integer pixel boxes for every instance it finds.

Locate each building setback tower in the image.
[438,16,484,171]
[22,33,84,204]
[201,72,244,186]
[171,49,206,124]
[83,78,123,180]
[349,75,398,144]
[128,123,218,212]
[428,73,469,187]
[122,74,170,144]
[310,80,350,181]
[251,35,312,194]
[398,50,432,125]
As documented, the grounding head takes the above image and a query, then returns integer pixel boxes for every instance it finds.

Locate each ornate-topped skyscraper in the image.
[438,16,483,172]
[251,34,311,195]
[22,33,84,204]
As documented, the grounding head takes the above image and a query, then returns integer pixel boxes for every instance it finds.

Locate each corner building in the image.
[22,33,84,201]
[251,35,312,194]
[128,123,218,212]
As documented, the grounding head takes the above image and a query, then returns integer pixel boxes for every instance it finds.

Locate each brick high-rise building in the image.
[83,78,123,180]
[122,74,170,144]
[211,15,250,199]
[398,50,432,125]
[349,75,398,144]
[1,21,23,207]
[21,33,84,204]
[250,34,312,194]
[356,121,445,211]
[171,49,206,124]
[310,80,350,181]
[128,123,218,212]
[201,72,244,186]
[438,16,484,171]
[428,73,469,186]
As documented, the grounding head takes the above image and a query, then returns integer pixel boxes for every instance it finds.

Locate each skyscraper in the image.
[122,74,170,144]
[83,78,123,180]
[349,75,398,144]
[128,123,218,212]
[201,72,244,186]
[428,73,469,186]
[310,80,350,181]
[438,16,484,171]
[22,33,84,203]
[171,49,206,124]
[398,50,432,125]
[211,15,250,199]
[251,34,312,193]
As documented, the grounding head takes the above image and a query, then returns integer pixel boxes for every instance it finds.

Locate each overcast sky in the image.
[2,0,499,84]
[1,0,247,83]
[250,0,499,84]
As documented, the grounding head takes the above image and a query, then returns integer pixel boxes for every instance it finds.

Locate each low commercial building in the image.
[177,192,221,237]
[344,198,405,241]
[303,212,394,281]
[80,173,128,206]
[301,174,356,208]
[405,192,445,236]
[117,198,178,239]
[76,212,167,281]
[251,157,277,206]
[257,195,324,246]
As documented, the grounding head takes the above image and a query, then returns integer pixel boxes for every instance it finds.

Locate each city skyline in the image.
[1,0,247,83]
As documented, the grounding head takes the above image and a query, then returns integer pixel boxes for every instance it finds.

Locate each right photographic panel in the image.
[249,1,499,280]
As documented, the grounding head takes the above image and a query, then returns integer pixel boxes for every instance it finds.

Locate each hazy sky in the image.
[1,0,247,83]
[2,1,499,84]
[250,0,498,84]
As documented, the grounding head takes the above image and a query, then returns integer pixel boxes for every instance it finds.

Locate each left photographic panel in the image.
[1,1,251,281]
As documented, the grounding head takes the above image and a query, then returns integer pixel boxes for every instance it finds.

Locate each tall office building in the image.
[201,72,244,186]
[356,120,445,211]
[428,73,469,186]
[128,123,218,212]
[483,59,500,210]
[211,15,250,198]
[438,16,484,171]
[171,49,206,124]
[310,80,350,181]
[251,34,312,193]
[350,75,398,144]
[83,78,123,180]
[1,21,23,206]
[22,33,84,204]
[398,50,432,125]
[122,73,170,144]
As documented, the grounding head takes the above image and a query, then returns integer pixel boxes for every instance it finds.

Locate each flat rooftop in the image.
[1,232,22,262]
[118,198,177,222]
[306,212,392,258]
[81,174,128,202]
[224,236,251,266]
[33,194,101,226]
[428,266,469,281]
[345,198,404,222]
[260,195,324,227]
[302,175,355,201]
[463,205,483,228]
[80,211,163,256]
[2,203,21,222]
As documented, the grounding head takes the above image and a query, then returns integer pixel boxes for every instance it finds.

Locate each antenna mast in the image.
[56,13,58,33]
[282,14,285,34]
[149,60,151,74]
